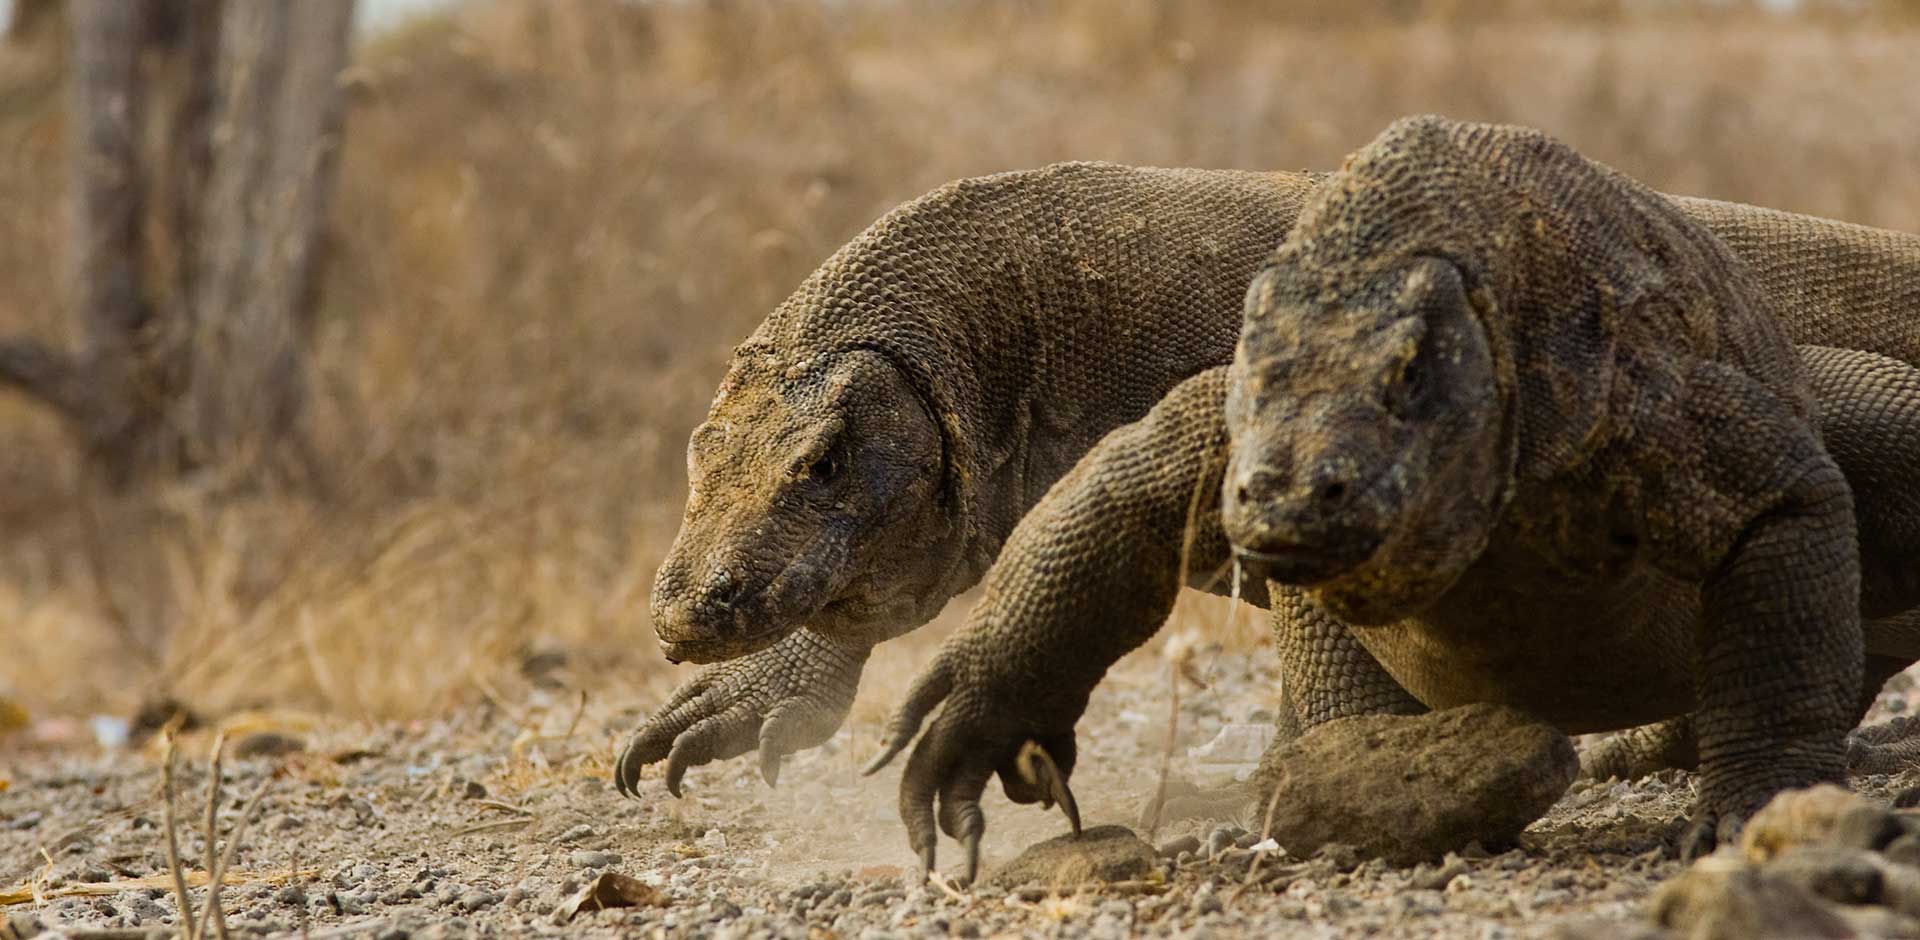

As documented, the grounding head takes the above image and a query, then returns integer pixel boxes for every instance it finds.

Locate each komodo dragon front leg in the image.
[619,627,874,792]
[861,368,1244,882]
[1585,345,1920,782]
[868,345,1920,876]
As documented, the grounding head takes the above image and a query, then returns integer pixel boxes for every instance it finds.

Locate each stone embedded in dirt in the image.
[1155,834,1200,858]
[231,731,306,759]
[1741,784,1910,863]
[2,913,45,940]
[987,825,1157,890]
[1247,703,1578,865]
[1652,856,1854,939]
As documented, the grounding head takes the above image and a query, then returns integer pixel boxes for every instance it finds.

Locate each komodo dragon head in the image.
[1220,119,1529,624]
[648,346,953,663]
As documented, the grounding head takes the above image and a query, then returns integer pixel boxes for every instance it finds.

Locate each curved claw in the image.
[864,659,955,776]
[615,740,643,798]
[760,747,783,787]
[1679,808,1748,861]
[665,758,687,799]
[1016,740,1082,837]
[863,737,909,777]
[960,829,981,887]
[613,629,871,797]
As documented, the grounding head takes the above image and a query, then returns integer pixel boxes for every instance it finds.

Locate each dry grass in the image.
[0,0,1915,722]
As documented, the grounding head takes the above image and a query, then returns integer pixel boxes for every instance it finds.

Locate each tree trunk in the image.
[185,0,353,479]
[0,0,356,487]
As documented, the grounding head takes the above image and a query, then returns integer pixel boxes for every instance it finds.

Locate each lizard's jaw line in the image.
[657,625,796,664]
[1232,541,1377,585]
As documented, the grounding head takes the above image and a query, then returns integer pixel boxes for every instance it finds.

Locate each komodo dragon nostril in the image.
[707,568,741,609]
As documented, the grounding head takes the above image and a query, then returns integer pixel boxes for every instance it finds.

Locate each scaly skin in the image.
[619,164,1320,795]
[868,347,1920,880]
[625,151,1920,802]
[871,119,1920,877]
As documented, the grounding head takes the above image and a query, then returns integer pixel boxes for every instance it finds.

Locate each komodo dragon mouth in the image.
[658,591,880,664]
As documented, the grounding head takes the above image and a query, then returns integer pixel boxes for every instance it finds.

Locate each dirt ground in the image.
[9,636,1919,940]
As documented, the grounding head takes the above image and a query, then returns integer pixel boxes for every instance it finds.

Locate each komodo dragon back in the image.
[1678,196,1920,368]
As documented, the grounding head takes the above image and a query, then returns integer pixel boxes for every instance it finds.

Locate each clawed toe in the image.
[1016,741,1082,837]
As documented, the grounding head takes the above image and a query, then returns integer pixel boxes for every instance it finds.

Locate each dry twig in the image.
[159,734,201,940]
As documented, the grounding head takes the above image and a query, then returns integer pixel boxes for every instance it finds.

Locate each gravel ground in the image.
[6,649,1919,940]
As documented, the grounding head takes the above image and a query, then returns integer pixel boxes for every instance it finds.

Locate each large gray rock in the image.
[988,824,1157,889]
[1249,703,1578,865]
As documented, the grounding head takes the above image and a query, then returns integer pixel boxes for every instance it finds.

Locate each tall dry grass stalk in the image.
[0,0,1914,720]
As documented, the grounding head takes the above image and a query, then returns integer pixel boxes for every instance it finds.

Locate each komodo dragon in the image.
[617,155,1920,801]
[864,117,1920,877]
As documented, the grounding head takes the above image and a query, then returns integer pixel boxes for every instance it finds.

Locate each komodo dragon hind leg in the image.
[1581,651,1914,781]
[1579,717,1700,782]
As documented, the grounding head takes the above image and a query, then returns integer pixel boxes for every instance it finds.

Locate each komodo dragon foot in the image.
[1582,706,1920,783]
[1585,621,1920,784]
[615,628,869,797]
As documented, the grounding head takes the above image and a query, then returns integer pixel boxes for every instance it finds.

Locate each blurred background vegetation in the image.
[0,0,1914,726]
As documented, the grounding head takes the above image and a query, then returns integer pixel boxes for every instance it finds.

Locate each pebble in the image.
[1204,824,1244,858]
[570,850,619,868]
[1157,834,1201,858]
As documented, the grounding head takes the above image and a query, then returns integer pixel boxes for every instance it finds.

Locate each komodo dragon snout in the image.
[649,349,950,664]
[1222,255,1509,625]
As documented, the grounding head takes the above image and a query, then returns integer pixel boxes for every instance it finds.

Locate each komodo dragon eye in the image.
[809,452,841,481]
[1387,350,1427,416]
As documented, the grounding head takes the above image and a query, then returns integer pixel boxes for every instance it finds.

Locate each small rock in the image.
[988,825,1157,890]
[1887,832,1920,868]
[1204,824,1244,858]
[1411,856,1467,891]
[3,913,45,940]
[1546,918,1671,939]
[1762,847,1886,906]
[557,824,596,844]
[570,850,619,869]
[459,891,499,912]
[1315,842,1364,871]
[231,732,306,759]
[7,812,42,832]
[1654,857,1853,939]
[1742,785,1905,864]
[1249,704,1576,865]
[1156,835,1200,859]
[1833,905,1920,938]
